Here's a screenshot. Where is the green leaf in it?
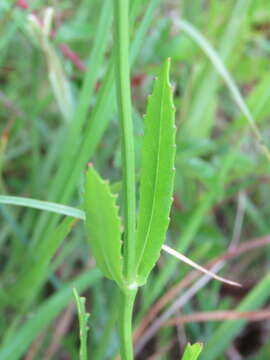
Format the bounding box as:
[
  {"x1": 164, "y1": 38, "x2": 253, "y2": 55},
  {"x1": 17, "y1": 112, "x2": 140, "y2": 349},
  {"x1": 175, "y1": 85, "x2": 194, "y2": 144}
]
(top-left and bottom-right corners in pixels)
[
  {"x1": 135, "y1": 58, "x2": 176, "y2": 285},
  {"x1": 182, "y1": 343, "x2": 203, "y2": 360},
  {"x1": 73, "y1": 288, "x2": 90, "y2": 360},
  {"x1": 84, "y1": 166, "x2": 124, "y2": 287}
]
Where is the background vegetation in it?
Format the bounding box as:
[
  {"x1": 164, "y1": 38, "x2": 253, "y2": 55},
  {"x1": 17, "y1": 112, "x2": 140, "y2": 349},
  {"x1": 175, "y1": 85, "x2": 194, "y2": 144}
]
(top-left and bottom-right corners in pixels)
[{"x1": 0, "y1": 0, "x2": 270, "y2": 359}]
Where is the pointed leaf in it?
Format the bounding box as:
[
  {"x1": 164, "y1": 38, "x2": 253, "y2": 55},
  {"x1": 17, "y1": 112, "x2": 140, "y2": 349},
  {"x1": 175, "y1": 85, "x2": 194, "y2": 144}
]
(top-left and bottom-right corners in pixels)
[
  {"x1": 182, "y1": 343, "x2": 203, "y2": 360},
  {"x1": 84, "y1": 166, "x2": 124, "y2": 287},
  {"x1": 136, "y1": 59, "x2": 176, "y2": 284}
]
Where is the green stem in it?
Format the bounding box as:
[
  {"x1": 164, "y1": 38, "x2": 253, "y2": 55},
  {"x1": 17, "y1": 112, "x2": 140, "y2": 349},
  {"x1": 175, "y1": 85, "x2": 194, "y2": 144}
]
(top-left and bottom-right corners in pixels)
[
  {"x1": 114, "y1": 1, "x2": 137, "y2": 357},
  {"x1": 118, "y1": 289, "x2": 137, "y2": 360},
  {"x1": 113, "y1": 0, "x2": 137, "y2": 283}
]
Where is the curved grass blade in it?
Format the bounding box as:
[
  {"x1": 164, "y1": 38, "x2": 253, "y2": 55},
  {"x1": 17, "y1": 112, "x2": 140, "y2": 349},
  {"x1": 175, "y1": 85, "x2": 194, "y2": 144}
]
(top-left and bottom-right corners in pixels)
[
  {"x1": 0, "y1": 195, "x2": 85, "y2": 219},
  {"x1": 135, "y1": 59, "x2": 176, "y2": 285},
  {"x1": 174, "y1": 18, "x2": 270, "y2": 161},
  {"x1": 84, "y1": 166, "x2": 124, "y2": 287}
]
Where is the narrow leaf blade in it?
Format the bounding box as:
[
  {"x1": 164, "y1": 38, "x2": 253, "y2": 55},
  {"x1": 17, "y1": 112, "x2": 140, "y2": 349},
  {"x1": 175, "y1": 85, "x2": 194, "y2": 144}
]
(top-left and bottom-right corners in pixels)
[
  {"x1": 136, "y1": 59, "x2": 176, "y2": 284},
  {"x1": 12, "y1": 217, "x2": 77, "y2": 305},
  {"x1": 84, "y1": 167, "x2": 123, "y2": 286}
]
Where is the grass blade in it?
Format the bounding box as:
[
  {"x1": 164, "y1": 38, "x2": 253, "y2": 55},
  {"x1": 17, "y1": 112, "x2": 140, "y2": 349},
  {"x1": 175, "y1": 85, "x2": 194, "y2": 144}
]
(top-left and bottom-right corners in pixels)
[
  {"x1": 180, "y1": 0, "x2": 252, "y2": 138},
  {"x1": 176, "y1": 18, "x2": 270, "y2": 161},
  {"x1": 0, "y1": 195, "x2": 85, "y2": 220},
  {"x1": 11, "y1": 217, "x2": 77, "y2": 306}
]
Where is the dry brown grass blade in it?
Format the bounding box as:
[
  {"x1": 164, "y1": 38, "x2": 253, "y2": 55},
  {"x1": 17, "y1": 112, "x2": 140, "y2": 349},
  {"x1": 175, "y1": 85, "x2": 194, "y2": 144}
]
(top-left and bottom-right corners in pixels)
[
  {"x1": 162, "y1": 245, "x2": 241, "y2": 287},
  {"x1": 164, "y1": 309, "x2": 270, "y2": 326},
  {"x1": 24, "y1": 333, "x2": 46, "y2": 360},
  {"x1": 133, "y1": 235, "x2": 270, "y2": 343}
]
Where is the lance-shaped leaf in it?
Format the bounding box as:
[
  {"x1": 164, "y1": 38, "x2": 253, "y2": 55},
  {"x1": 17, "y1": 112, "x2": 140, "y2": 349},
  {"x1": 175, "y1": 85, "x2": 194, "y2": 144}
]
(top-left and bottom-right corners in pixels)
[
  {"x1": 84, "y1": 167, "x2": 124, "y2": 287},
  {"x1": 135, "y1": 59, "x2": 176, "y2": 285}
]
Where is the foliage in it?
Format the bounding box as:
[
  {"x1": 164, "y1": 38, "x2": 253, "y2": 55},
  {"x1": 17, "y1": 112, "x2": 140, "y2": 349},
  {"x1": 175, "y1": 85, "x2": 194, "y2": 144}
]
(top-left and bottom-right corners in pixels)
[{"x1": 0, "y1": 0, "x2": 270, "y2": 358}]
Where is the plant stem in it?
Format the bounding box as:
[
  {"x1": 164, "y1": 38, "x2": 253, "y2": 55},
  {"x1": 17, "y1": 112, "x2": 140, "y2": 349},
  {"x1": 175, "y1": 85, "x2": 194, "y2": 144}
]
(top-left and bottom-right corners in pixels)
[
  {"x1": 113, "y1": 0, "x2": 137, "y2": 283},
  {"x1": 114, "y1": 1, "x2": 137, "y2": 357},
  {"x1": 118, "y1": 289, "x2": 137, "y2": 360}
]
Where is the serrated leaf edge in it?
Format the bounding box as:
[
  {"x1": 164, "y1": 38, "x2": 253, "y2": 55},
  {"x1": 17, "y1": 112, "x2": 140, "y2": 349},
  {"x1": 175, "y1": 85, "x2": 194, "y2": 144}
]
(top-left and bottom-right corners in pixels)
[
  {"x1": 135, "y1": 59, "x2": 176, "y2": 283},
  {"x1": 85, "y1": 168, "x2": 124, "y2": 287}
]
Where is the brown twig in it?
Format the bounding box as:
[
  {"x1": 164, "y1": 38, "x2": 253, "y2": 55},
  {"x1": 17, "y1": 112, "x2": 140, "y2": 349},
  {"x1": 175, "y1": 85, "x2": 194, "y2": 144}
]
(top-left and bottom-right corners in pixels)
[{"x1": 163, "y1": 309, "x2": 270, "y2": 327}]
